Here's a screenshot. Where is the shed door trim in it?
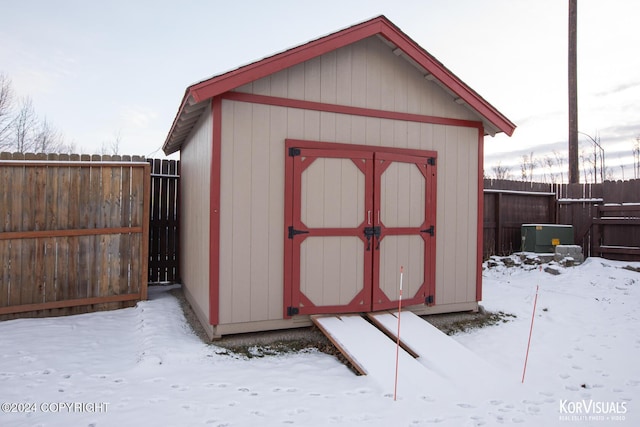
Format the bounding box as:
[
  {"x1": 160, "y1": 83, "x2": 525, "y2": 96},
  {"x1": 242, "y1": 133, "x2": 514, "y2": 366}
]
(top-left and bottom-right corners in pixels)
[{"x1": 284, "y1": 140, "x2": 437, "y2": 318}]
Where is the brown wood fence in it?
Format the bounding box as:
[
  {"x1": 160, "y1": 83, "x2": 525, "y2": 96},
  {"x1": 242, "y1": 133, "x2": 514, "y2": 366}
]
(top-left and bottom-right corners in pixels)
[
  {"x1": 484, "y1": 178, "x2": 640, "y2": 261},
  {"x1": 0, "y1": 153, "x2": 150, "y2": 319},
  {"x1": 148, "y1": 158, "x2": 179, "y2": 283}
]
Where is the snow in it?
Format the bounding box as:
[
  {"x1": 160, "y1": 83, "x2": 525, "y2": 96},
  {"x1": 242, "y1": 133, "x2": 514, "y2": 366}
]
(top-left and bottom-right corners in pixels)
[{"x1": 1, "y1": 257, "x2": 639, "y2": 426}]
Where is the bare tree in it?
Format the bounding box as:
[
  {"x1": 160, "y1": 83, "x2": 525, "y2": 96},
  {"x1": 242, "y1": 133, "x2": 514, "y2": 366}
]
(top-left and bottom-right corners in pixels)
[
  {"x1": 542, "y1": 155, "x2": 556, "y2": 183},
  {"x1": 634, "y1": 136, "x2": 640, "y2": 180},
  {"x1": 0, "y1": 73, "x2": 15, "y2": 148},
  {"x1": 33, "y1": 117, "x2": 63, "y2": 153},
  {"x1": 101, "y1": 130, "x2": 122, "y2": 156},
  {"x1": 553, "y1": 150, "x2": 566, "y2": 184},
  {"x1": 492, "y1": 162, "x2": 511, "y2": 180},
  {"x1": 579, "y1": 148, "x2": 595, "y2": 183},
  {"x1": 13, "y1": 97, "x2": 38, "y2": 153},
  {"x1": 520, "y1": 152, "x2": 535, "y2": 182}
]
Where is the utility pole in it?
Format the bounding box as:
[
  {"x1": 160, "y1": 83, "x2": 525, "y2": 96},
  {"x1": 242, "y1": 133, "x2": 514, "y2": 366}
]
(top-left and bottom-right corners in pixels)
[{"x1": 568, "y1": 0, "x2": 579, "y2": 183}]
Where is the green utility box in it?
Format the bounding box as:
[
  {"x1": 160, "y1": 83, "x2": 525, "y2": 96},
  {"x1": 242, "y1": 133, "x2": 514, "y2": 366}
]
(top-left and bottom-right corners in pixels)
[{"x1": 521, "y1": 224, "x2": 574, "y2": 253}]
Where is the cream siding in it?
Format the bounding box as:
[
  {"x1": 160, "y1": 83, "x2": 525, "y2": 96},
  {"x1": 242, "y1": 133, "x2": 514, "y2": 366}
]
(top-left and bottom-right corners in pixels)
[
  {"x1": 216, "y1": 35, "x2": 481, "y2": 329},
  {"x1": 235, "y1": 37, "x2": 478, "y2": 123},
  {"x1": 219, "y1": 101, "x2": 479, "y2": 326},
  {"x1": 179, "y1": 103, "x2": 213, "y2": 337}
]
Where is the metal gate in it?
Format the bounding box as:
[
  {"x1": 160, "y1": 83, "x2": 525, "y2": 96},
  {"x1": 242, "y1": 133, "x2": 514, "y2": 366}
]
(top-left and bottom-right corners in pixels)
[{"x1": 284, "y1": 141, "x2": 436, "y2": 317}]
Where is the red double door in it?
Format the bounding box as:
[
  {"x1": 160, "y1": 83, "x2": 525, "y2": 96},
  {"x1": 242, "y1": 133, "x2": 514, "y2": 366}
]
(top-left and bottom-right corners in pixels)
[{"x1": 284, "y1": 142, "x2": 437, "y2": 317}]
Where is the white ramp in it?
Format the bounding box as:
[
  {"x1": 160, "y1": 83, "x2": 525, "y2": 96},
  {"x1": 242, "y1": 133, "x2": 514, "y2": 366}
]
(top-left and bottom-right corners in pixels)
[
  {"x1": 368, "y1": 311, "x2": 504, "y2": 388},
  {"x1": 312, "y1": 314, "x2": 456, "y2": 398}
]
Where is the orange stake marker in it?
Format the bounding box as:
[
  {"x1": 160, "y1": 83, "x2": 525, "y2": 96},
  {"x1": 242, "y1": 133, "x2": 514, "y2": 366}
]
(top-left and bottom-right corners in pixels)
[{"x1": 394, "y1": 266, "x2": 404, "y2": 401}]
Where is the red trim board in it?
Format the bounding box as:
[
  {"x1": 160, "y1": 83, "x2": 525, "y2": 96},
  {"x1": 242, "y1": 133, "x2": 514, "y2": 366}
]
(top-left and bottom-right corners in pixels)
[{"x1": 209, "y1": 96, "x2": 223, "y2": 325}]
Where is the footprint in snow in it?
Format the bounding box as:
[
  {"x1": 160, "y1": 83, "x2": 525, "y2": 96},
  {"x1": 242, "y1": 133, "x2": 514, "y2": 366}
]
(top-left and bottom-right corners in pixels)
[
  {"x1": 559, "y1": 373, "x2": 571, "y2": 379},
  {"x1": 490, "y1": 400, "x2": 502, "y2": 405},
  {"x1": 457, "y1": 403, "x2": 475, "y2": 409},
  {"x1": 626, "y1": 379, "x2": 640, "y2": 387}
]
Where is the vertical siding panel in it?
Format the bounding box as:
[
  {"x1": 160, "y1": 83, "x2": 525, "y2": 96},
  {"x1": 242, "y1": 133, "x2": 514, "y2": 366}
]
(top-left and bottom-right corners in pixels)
[
  {"x1": 303, "y1": 110, "x2": 320, "y2": 141},
  {"x1": 393, "y1": 120, "x2": 408, "y2": 149},
  {"x1": 407, "y1": 122, "x2": 421, "y2": 150},
  {"x1": 323, "y1": 238, "x2": 341, "y2": 303},
  {"x1": 269, "y1": 69, "x2": 288, "y2": 97},
  {"x1": 252, "y1": 75, "x2": 270, "y2": 96},
  {"x1": 231, "y1": 102, "x2": 253, "y2": 323},
  {"x1": 320, "y1": 112, "x2": 336, "y2": 142},
  {"x1": 365, "y1": 38, "x2": 381, "y2": 110},
  {"x1": 336, "y1": 45, "x2": 352, "y2": 105},
  {"x1": 219, "y1": 102, "x2": 234, "y2": 324},
  {"x1": 287, "y1": 63, "x2": 305, "y2": 100},
  {"x1": 304, "y1": 57, "x2": 321, "y2": 102},
  {"x1": 351, "y1": 41, "x2": 367, "y2": 108},
  {"x1": 454, "y1": 129, "x2": 470, "y2": 303},
  {"x1": 351, "y1": 116, "x2": 366, "y2": 144},
  {"x1": 442, "y1": 127, "x2": 459, "y2": 304},
  {"x1": 287, "y1": 107, "x2": 304, "y2": 140},
  {"x1": 335, "y1": 114, "x2": 351, "y2": 142},
  {"x1": 180, "y1": 103, "x2": 212, "y2": 328},
  {"x1": 320, "y1": 51, "x2": 337, "y2": 104},
  {"x1": 250, "y1": 104, "x2": 270, "y2": 321},
  {"x1": 267, "y1": 106, "x2": 287, "y2": 319},
  {"x1": 365, "y1": 117, "x2": 381, "y2": 147},
  {"x1": 380, "y1": 119, "x2": 393, "y2": 146},
  {"x1": 465, "y1": 129, "x2": 479, "y2": 302},
  {"x1": 419, "y1": 123, "x2": 434, "y2": 151}
]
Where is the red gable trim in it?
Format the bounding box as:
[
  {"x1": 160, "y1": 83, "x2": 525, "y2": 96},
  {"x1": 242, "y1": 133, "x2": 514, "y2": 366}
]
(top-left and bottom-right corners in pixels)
[{"x1": 186, "y1": 16, "x2": 514, "y2": 136}]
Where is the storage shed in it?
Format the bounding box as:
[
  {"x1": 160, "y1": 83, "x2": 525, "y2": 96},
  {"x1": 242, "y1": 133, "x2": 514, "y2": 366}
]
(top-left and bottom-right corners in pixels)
[{"x1": 163, "y1": 16, "x2": 515, "y2": 339}]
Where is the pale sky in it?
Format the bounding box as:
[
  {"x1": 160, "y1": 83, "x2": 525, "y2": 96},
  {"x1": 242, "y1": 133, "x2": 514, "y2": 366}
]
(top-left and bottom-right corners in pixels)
[{"x1": 2, "y1": 0, "x2": 639, "y2": 180}]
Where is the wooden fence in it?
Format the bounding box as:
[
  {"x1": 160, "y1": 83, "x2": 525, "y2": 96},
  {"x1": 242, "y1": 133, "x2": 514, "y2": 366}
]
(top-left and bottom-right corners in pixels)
[
  {"x1": 147, "y1": 158, "x2": 179, "y2": 283},
  {"x1": 0, "y1": 153, "x2": 150, "y2": 319},
  {"x1": 484, "y1": 178, "x2": 640, "y2": 261}
]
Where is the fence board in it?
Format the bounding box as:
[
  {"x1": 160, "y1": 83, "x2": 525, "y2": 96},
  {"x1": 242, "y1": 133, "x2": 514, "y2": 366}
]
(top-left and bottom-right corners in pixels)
[
  {"x1": 147, "y1": 158, "x2": 180, "y2": 283},
  {"x1": 0, "y1": 153, "x2": 150, "y2": 319}
]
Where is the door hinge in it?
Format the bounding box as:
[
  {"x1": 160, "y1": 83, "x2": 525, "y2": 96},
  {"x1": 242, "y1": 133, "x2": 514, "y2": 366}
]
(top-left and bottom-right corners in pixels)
[
  {"x1": 421, "y1": 225, "x2": 435, "y2": 236},
  {"x1": 427, "y1": 157, "x2": 436, "y2": 166},
  {"x1": 288, "y1": 225, "x2": 309, "y2": 239},
  {"x1": 288, "y1": 147, "x2": 301, "y2": 157},
  {"x1": 287, "y1": 306, "x2": 299, "y2": 316},
  {"x1": 425, "y1": 295, "x2": 434, "y2": 305}
]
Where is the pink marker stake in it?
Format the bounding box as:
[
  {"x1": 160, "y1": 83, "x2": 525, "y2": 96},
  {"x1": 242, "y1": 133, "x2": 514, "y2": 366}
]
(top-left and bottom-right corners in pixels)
[
  {"x1": 394, "y1": 266, "x2": 404, "y2": 401},
  {"x1": 522, "y1": 284, "x2": 539, "y2": 383}
]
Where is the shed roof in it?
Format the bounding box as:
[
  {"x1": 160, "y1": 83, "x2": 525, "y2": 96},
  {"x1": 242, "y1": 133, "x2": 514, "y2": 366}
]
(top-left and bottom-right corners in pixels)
[{"x1": 163, "y1": 15, "x2": 515, "y2": 155}]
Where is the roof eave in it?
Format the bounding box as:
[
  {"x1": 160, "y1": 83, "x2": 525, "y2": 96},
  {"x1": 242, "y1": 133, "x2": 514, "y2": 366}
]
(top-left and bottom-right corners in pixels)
[{"x1": 162, "y1": 15, "x2": 515, "y2": 153}]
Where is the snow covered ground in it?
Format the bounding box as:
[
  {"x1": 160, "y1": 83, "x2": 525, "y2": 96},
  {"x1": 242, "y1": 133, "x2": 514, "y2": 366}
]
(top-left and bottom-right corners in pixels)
[{"x1": 0, "y1": 257, "x2": 638, "y2": 426}]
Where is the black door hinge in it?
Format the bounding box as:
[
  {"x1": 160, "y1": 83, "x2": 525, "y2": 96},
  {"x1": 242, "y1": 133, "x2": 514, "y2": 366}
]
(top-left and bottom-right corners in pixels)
[
  {"x1": 427, "y1": 157, "x2": 436, "y2": 166},
  {"x1": 288, "y1": 147, "x2": 301, "y2": 157},
  {"x1": 288, "y1": 226, "x2": 310, "y2": 239},
  {"x1": 287, "y1": 306, "x2": 299, "y2": 316},
  {"x1": 425, "y1": 295, "x2": 434, "y2": 305},
  {"x1": 421, "y1": 225, "x2": 435, "y2": 236}
]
